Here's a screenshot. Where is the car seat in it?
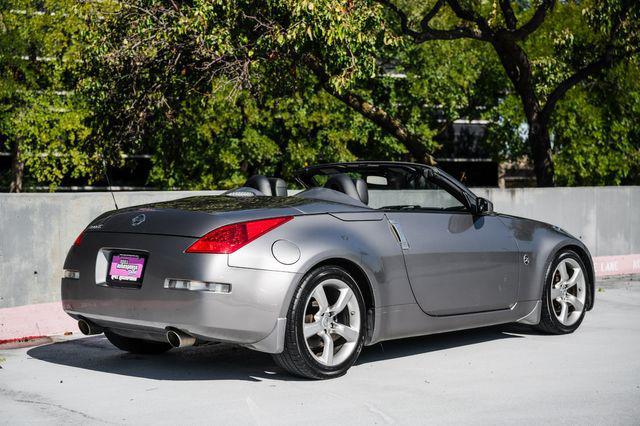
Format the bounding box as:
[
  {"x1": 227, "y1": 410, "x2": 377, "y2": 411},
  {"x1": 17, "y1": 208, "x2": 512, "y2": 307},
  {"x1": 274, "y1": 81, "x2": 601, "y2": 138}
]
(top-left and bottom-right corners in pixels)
[{"x1": 324, "y1": 173, "x2": 369, "y2": 205}]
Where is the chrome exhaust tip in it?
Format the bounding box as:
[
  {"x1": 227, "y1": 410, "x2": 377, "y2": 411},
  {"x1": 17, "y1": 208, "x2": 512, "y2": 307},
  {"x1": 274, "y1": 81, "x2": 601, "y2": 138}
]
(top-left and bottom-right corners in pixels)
[
  {"x1": 166, "y1": 330, "x2": 196, "y2": 348},
  {"x1": 78, "y1": 319, "x2": 103, "y2": 335}
]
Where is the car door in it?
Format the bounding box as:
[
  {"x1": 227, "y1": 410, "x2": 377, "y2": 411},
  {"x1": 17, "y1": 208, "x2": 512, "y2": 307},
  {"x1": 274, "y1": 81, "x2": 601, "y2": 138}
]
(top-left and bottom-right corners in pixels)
[{"x1": 385, "y1": 175, "x2": 520, "y2": 316}]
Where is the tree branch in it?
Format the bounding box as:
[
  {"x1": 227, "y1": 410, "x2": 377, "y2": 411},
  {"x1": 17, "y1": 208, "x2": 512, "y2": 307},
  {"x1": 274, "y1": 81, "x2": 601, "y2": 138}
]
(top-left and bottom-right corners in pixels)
[
  {"x1": 540, "y1": 55, "x2": 613, "y2": 122},
  {"x1": 445, "y1": 0, "x2": 491, "y2": 33},
  {"x1": 417, "y1": 27, "x2": 483, "y2": 42},
  {"x1": 375, "y1": 0, "x2": 420, "y2": 39},
  {"x1": 375, "y1": 0, "x2": 485, "y2": 42},
  {"x1": 305, "y1": 55, "x2": 436, "y2": 165},
  {"x1": 540, "y1": 4, "x2": 635, "y2": 121},
  {"x1": 420, "y1": 0, "x2": 446, "y2": 32},
  {"x1": 499, "y1": 0, "x2": 517, "y2": 30},
  {"x1": 510, "y1": 0, "x2": 555, "y2": 40}
]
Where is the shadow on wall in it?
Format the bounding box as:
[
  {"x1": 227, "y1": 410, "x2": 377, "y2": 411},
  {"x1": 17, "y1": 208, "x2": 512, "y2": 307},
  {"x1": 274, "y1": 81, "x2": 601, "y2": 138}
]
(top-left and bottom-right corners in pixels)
[{"x1": 26, "y1": 324, "x2": 540, "y2": 382}]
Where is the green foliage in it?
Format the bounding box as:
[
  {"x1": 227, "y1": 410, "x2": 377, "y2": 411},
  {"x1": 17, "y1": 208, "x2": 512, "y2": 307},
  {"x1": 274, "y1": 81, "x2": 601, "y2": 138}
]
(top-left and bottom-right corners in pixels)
[
  {"x1": 552, "y1": 62, "x2": 640, "y2": 186},
  {"x1": 81, "y1": 0, "x2": 396, "y2": 143},
  {"x1": 146, "y1": 83, "x2": 378, "y2": 189},
  {"x1": 2, "y1": 0, "x2": 639, "y2": 189},
  {"x1": 0, "y1": 0, "x2": 96, "y2": 189},
  {"x1": 478, "y1": 0, "x2": 640, "y2": 185}
]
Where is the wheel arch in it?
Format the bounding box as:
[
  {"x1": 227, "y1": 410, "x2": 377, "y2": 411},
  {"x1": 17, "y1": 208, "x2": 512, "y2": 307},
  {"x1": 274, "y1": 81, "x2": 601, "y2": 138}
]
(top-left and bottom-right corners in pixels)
[
  {"x1": 311, "y1": 258, "x2": 375, "y2": 311},
  {"x1": 296, "y1": 257, "x2": 377, "y2": 344}
]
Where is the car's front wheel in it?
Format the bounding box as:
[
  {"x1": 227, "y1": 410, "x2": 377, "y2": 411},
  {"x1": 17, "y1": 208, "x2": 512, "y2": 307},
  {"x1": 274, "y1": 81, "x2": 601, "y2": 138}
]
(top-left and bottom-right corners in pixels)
[
  {"x1": 104, "y1": 330, "x2": 173, "y2": 355},
  {"x1": 537, "y1": 249, "x2": 588, "y2": 334},
  {"x1": 273, "y1": 265, "x2": 366, "y2": 379}
]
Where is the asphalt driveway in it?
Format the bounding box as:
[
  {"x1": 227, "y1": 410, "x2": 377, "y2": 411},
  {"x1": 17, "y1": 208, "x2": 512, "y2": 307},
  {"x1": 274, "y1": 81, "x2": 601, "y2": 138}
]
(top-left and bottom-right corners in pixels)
[{"x1": 1, "y1": 278, "x2": 639, "y2": 425}]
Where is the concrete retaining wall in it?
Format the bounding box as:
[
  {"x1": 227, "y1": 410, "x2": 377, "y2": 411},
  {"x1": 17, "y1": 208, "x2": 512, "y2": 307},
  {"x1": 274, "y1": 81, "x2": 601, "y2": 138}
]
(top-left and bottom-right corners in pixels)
[
  {"x1": 469, "y1": 187, "x2": 640, "y2": 259},
  {"x1": 0, "y1": 191, "x2": 221, "y2": 309},
  {"x1": 1, "y1": 187, "x2": 638, "y2": 310}
]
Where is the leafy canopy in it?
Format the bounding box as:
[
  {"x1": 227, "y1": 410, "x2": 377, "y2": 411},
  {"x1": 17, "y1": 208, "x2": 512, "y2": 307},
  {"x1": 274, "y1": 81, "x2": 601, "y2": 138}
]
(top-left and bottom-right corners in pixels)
[
  {"x1": 2, "y1": 0, "x2": 639, "y2": 189},
  {"x1": 0, "y1": 0, "x2": 97, "y2": 189}
]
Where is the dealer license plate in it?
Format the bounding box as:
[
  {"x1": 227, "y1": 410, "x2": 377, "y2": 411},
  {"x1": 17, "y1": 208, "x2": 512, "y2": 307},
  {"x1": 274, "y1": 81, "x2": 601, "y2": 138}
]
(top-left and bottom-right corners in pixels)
[{"x1": 107, "y1": 252, "x2": 147, "y2": 287}]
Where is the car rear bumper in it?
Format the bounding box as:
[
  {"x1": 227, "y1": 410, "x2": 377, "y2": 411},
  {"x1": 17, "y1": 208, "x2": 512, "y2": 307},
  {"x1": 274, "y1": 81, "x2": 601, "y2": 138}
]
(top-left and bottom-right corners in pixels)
[{"x1": 61, "y1": 232, "x2": 300, "y2": 353}]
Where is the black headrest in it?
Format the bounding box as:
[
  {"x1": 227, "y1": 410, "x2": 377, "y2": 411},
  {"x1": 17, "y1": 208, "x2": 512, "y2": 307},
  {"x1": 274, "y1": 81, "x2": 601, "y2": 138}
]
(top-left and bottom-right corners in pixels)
[
  {"x1": 354, "y1": 178, "x2": 369, "y2": 205},
  {"x1": 324, "y1": 173, "x2": 368, "y2": 204},
  {"x1": 244, "y1": 175, "x2": 272, "y2": 196},
  {"x1": 406, "y1": 173, "x2": 427, "y2": 189},
  {"x1": 268, "y1": 178, "x2": 288, "y2": 197}
]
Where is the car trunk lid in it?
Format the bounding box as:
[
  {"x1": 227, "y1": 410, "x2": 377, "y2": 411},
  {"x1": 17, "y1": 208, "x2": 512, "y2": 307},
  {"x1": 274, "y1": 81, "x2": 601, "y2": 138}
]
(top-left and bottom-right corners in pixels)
[{"x1": 86, "y1": 195, "x2": 309, "y2": 238}]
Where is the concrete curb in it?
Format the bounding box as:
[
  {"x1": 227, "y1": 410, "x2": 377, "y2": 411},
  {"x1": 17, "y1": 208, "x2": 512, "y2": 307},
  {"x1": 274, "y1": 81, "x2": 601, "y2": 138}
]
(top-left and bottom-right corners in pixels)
[
  {"x1": 0, "y1": 302, "x2": 76, "y2": 341},
  {"x1": 593, "y1": 254, "x2": 640, "y2": 277},
  {"x1": 1, "y1": 254, "x2": 639, "y2": 342}
]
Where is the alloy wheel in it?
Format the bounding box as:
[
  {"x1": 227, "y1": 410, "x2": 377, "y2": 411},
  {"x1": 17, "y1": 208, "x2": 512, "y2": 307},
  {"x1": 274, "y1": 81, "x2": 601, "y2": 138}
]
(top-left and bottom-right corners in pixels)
[
  {"x1": 302, "y1": 278, "x2": 361, "y2": 366},
  {"x1": 550, "y1": 258, "x2": 586, "y2": 326}
]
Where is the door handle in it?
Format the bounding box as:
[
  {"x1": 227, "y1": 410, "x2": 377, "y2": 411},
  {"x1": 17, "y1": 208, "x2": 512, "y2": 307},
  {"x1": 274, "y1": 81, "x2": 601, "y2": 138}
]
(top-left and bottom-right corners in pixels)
[{"x1": 388, "y1": 219, "x2": 410, "y2": 250}]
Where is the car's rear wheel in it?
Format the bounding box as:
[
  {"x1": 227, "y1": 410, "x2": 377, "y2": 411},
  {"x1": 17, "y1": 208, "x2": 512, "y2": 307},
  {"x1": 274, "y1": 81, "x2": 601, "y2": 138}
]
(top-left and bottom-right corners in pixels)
[
  {"x1": 537, "y1": 249, "x2": 588, "y2": 334},
  {"x1": 104, "y1": 330, "x2": 172, "y2": 355},
  {"x1": 273, "y1": 265, "x2": 366, "y2": 379}
]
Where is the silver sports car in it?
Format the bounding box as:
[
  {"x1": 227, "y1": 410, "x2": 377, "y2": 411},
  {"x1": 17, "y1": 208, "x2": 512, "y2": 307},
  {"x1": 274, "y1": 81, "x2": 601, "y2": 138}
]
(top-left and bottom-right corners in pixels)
[{"x1": 62, "y1": 161, "x2": 594, "y2": 379}]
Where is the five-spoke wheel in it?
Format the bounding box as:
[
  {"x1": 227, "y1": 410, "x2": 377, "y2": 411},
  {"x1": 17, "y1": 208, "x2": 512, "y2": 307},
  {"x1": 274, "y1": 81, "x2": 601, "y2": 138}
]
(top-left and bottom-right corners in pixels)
[
  {"x1": 303, "y1": 278, "x2": 361, "y2": 366},
  {"x1": 538, "y1": 249, "x2": 589, "y2": 334},
  {"x1": 549, "y1": 257, "x2": 586, "y2": 326},
  {"x1": 273, "y1": 265, "x2": 366, "y2": 379}
]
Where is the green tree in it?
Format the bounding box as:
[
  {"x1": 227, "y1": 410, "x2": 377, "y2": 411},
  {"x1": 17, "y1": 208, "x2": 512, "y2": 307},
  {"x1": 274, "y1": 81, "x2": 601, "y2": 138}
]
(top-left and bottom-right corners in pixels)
[
  {"x1": 0, "y1": 0, "x2": 95, "y2": 192},
  {"x1": 82, "y1": 0, "x2": 640, "y2": 187},
  {"x1": 377, "y1": 0, "x2": 639, "y2": 186},
  {"x1": 551, "y1": 62, "x2": 640, "y2": 186},
  {"x1": 143, "y1": 77, "x2": 411, "y2": 189},
  {"x1": 82, "y1": 0, "x2": 442, "y2": 167},
  {"x1": 83, "y1": 1, "x2": 503, "y2": 188}
]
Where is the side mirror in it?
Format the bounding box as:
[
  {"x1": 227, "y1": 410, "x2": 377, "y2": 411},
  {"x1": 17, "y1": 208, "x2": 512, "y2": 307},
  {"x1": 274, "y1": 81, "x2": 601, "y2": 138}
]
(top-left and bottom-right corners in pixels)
[{"x1": 475, "y1": 197, "x2": 493, "y2": 214}]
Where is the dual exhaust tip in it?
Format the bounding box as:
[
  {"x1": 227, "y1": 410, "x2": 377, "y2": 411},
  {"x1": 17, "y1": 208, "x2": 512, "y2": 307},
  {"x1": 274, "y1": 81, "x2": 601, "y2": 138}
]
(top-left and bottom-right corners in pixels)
[
  {"x1": 166, "y1": 330, "x2": 196, "y2": 348},
  {"x1": 78, "y1": 319, "x2": 103, "y2": 335},
  {"x1": 77, "y1": 319, "x2": 196, "y2": 348}
]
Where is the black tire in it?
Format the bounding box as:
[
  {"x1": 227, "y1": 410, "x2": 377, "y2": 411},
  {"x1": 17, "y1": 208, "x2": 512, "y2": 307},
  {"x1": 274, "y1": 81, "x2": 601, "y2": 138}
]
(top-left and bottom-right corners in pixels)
[
  {"x1": 104, "y1": 329, "x2": 172, "y2": 355},
  {"x1": 536, "y1": 249, "x2": 588, "y2": 334},
  {"x1": 273, "y1": 265, "x2": 366, "y2": 379}
]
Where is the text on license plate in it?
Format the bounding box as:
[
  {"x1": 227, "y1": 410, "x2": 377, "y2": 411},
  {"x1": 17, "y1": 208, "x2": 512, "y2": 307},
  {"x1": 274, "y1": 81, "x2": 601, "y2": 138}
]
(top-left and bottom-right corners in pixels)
[{"x1": 108, "y1": 253, "x2": 146, "y2": 283}]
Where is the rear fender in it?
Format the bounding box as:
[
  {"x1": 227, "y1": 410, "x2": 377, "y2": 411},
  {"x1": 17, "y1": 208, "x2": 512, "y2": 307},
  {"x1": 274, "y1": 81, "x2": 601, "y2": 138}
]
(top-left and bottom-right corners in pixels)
[{"x1": 227, "y1": 213, "x2": 415, "y2": 339}]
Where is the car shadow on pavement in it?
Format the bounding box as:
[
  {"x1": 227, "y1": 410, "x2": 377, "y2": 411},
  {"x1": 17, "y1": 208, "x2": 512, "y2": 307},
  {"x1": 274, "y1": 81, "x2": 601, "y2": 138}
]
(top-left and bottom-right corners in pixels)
[
  {"x1": 356, "y1": 324, "x2": 533, "y2": 365},
  {"x1": 27, "y1": 335, "x2": 292, "y2": 382},
  {"x1": 27, "y1": 324, "x2": 538, "y2": 381}
]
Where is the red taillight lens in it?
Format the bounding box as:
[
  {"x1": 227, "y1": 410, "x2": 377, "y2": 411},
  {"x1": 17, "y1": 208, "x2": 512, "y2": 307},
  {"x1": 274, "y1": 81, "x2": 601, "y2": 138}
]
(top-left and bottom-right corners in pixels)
[
  {"x1": 73, "y1": 231, "x2": 85, "y2": 247},
  {"x1": 186, "y1": 216, "x2": 293, "y2": 254}
]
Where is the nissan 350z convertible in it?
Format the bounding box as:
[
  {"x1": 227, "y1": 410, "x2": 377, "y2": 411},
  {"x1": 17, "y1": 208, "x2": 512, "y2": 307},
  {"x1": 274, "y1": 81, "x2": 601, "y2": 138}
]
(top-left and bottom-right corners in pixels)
[{"x1": 62, "y1": 161, "x2": 594, "y2": 379}]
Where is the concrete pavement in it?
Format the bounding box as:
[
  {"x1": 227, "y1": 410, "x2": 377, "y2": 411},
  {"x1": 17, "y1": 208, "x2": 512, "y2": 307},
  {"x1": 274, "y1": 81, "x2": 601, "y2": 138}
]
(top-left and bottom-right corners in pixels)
[{"x1": 1, "y1": 278, "x2": 639, "y2": 425}]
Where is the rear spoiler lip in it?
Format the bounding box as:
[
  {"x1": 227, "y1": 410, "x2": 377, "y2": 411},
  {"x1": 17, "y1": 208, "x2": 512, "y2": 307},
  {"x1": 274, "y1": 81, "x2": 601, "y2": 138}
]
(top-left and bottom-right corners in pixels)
[{"x1": 83, "y1": 229, "x2": 198, "y2": 239}]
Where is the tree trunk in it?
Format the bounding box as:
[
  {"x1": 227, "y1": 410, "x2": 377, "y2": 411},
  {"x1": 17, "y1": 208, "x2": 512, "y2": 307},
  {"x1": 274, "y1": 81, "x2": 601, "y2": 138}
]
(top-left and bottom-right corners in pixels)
[
  {"x1": 9, "y1": 141, "x2": 24, "y2": 193},
  {"x1": 528, "y1": 120, "x2": 555, "y2": 187},
  {"x1": 491, "y1": 36, "x2": 555, "y2": 187}
]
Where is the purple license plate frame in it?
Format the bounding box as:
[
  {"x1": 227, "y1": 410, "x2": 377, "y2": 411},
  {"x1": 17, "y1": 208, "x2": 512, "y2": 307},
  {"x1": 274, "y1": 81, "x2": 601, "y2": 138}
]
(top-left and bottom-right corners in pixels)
[{"x1": 106, "y1": 252, "x2": 148, "y2": 287}]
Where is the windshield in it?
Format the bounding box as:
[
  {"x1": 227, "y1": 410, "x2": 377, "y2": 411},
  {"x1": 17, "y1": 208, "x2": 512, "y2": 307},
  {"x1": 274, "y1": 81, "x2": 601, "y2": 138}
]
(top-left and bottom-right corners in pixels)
[
  {"x1": 297, "y1": 163, "x2": 427, "y2": 190},
  {"x1": 295, "y1": 162, "x2": 474, "y2": 212}
]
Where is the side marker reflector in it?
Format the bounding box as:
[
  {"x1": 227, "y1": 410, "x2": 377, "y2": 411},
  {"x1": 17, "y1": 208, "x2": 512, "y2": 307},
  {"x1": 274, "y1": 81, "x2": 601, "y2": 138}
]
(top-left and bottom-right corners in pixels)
[
  {"x1": 63, "y1": 269, "x2": 80, "y2": 279},
  {"x1": 164, "y1": 279, "x2": 231, "y2": 293}
]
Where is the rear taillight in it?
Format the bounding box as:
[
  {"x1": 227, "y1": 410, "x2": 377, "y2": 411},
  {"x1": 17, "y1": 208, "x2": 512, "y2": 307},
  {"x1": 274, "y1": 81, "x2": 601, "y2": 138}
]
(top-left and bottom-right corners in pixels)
[
  {"x1": 73, "y1": 231, "x2": 85, "y2": 247},
  {"x1": 186, "y1": 216, "x2": 293, "y2": 254}
]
